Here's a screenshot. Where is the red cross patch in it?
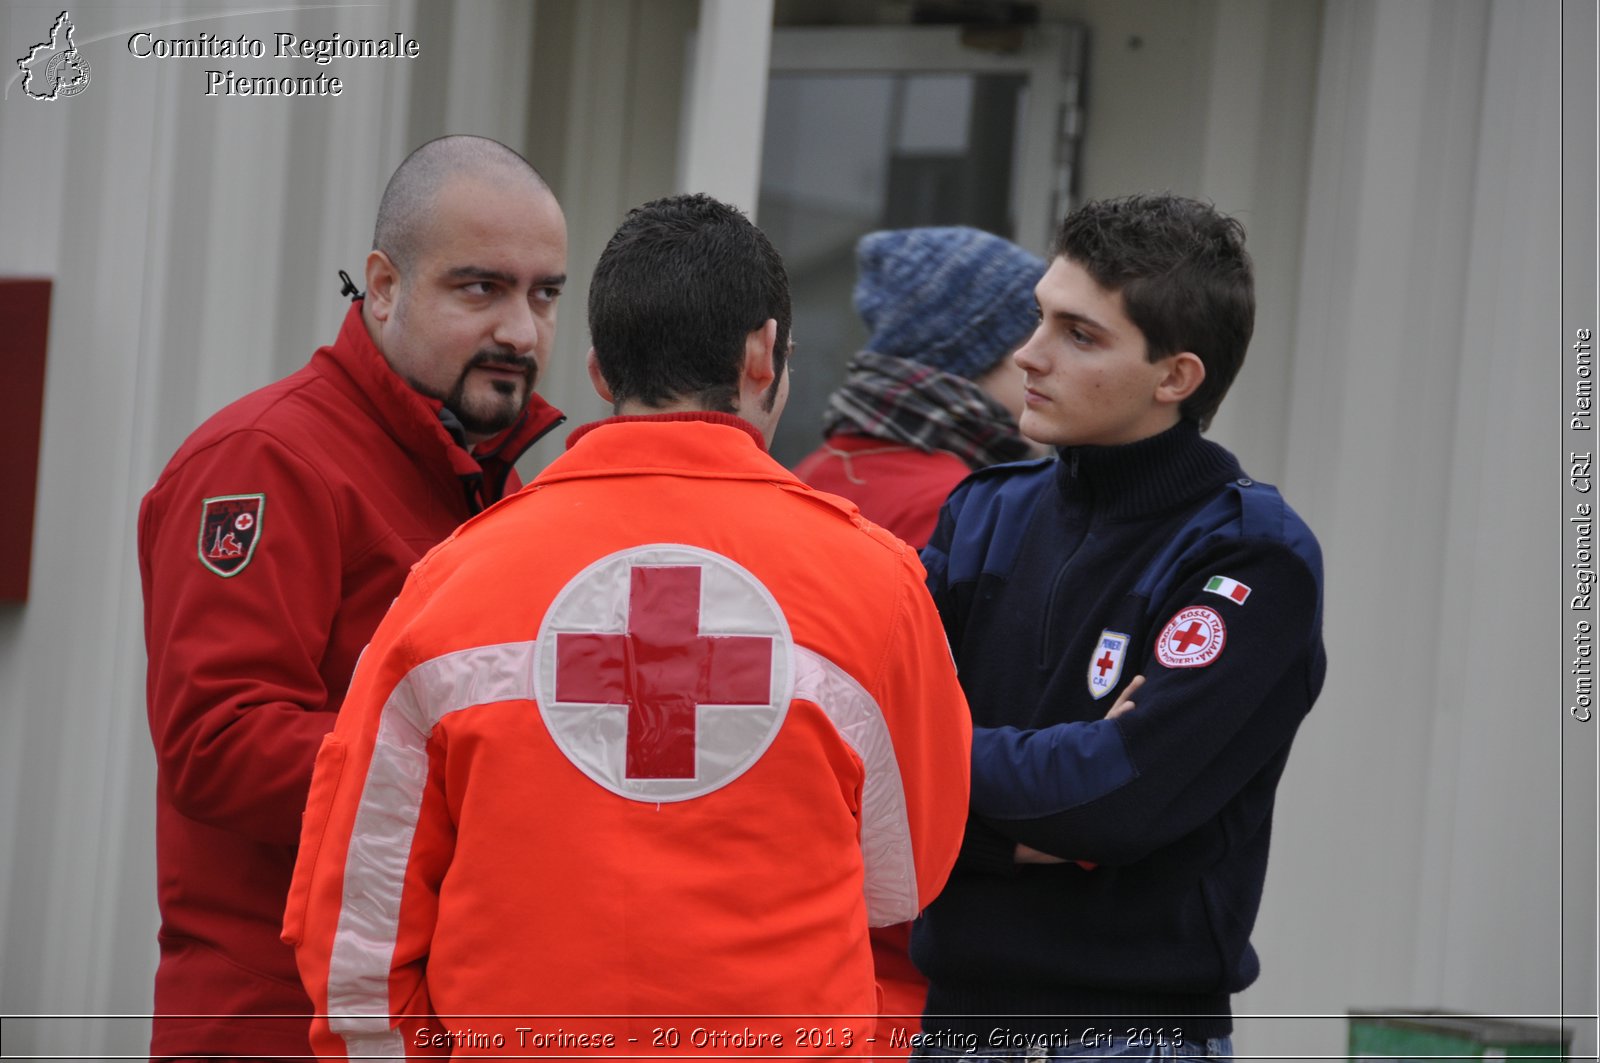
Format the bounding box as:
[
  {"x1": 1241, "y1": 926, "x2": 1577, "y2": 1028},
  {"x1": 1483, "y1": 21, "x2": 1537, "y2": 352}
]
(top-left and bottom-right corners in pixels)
[
  {"x1": 1087, "y1": 629, "x2": 1131, "y2": 700},
  {"x1": 197, "y1": 494, "x2": 265, "y2": 577},
  {"x1": 1155, "y1": 605, "x2": 1226, "y2": 668},
  {"x1": 536, "y1": 544, "x2": 794, "y2": 802}
]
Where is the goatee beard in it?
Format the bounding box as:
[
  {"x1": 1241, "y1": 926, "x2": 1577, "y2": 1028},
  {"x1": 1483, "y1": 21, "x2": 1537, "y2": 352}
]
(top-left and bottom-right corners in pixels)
[{"x1": 445, "y1": 349, "x2": 538, "y2": 437}]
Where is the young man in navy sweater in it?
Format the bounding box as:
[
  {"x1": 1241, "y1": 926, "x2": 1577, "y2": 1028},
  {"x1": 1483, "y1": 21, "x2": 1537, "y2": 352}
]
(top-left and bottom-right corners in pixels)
[{"x1": 912, "y1": 194, "x2": 1326, "y2": 1062}]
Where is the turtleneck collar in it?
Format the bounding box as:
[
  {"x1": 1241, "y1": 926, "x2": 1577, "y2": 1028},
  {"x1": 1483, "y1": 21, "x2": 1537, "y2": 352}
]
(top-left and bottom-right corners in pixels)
[{"x1": 1053, "y1": 419, "x2": 1245, "y2": 520}]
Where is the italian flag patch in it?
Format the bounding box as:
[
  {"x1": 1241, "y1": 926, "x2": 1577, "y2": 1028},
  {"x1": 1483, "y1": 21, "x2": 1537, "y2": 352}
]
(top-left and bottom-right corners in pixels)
[{"x1": 1204, "y1": 575, "x2": 1251, "y2": 604}]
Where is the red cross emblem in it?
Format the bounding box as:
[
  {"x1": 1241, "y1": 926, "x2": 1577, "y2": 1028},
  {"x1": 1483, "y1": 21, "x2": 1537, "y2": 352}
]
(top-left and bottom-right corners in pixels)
[
  {"x1": 1155, "y1": 606, "x2": 1226, "y2": 668},
  {"x1": 538, "y1": 545, "x2": 793, "y2": 802},
  {"x1": 1087, "y1": 629, "x2": 1131, "y2": 699},
  {"x1": 1171, "y1": 622, "x2": 1208, "y2": 653},
  {"x1": 556, "y1": 566, "x2": 772, "y2": 779}
]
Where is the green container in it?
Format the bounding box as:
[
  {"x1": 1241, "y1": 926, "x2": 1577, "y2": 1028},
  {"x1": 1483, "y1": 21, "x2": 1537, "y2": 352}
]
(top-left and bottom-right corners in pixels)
[{"x1": 1348, "y1": 1010, "x2": 1572, "y2": 1061}]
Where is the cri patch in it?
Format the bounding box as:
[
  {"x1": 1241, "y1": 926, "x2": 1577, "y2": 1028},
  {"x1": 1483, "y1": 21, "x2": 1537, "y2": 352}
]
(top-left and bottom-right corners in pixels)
[
  {"x1": 1087, "y1": 629, "x2": 1132, "y2": 700},
  {"x1": 1155, "y1": 605, "x2": 1226, "y2": 669},
  {"x1": 198, "y1": 493, "x2": 264, "y2": 577}
]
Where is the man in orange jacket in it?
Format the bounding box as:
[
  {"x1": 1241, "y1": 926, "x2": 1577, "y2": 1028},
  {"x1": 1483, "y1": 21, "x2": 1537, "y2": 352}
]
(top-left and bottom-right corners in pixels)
[{"x1": 285, "y1": 193, "x2": 972, "y2": 1058}]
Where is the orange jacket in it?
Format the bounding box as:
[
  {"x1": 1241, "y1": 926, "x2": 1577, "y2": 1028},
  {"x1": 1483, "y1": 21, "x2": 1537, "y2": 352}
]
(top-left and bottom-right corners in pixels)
[{"x1": 285, "y1": 413, "x2": 971, "y2": 1059}]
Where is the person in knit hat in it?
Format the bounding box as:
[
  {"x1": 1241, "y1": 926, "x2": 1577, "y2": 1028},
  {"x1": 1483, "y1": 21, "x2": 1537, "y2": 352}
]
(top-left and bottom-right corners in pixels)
[
  {"x1": 794, "y1": 226, "x2": 1046, "y2": 551},
  {"x1": 793, "y1": 226, "x2": 1044, "y2": 1049}
]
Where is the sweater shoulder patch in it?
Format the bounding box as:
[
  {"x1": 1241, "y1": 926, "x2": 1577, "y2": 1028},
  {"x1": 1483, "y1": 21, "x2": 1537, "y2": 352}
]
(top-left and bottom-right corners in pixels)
[
  {"x1": 1132, "y1": 479, "x2": 1322, "y2": 618},
  {"x1": 938, "y1": 458, "x2": 1054, "y2": 586}
]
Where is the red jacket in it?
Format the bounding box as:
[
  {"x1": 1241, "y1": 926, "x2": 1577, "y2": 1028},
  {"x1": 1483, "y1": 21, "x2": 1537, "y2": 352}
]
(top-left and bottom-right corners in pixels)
[
  {"x1": 793, "y1": 433, "x2": 971, "y2": 551},
  {"x1": 139, "y1": 302, "x2": 561, "y2": 1059},
  {"x1": 284, "y1": 414, "x2": 972, "y2": 1058}
]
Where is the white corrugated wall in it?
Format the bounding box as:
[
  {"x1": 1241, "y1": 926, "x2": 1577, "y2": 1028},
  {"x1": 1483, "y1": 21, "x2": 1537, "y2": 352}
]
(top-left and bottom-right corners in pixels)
[{"x1": 0, "y1": 0, "x2": 1591, "y2": 1059}]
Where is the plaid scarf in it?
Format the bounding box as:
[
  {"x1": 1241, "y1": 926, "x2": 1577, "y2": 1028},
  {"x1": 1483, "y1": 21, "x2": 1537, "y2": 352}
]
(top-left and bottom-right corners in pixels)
[{"x1": 819, "y1": 350, "x2": 1035, "y2": 470}]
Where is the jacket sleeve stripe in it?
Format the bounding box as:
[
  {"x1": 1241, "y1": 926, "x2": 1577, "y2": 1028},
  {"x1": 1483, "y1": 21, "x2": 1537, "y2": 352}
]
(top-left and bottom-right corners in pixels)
[
  {"x1": 326, "y1": 641, "x2": 539, "y2": 1054},
  {"x1": 793, "y1": 646, "x2": 918, "y2": 927}
]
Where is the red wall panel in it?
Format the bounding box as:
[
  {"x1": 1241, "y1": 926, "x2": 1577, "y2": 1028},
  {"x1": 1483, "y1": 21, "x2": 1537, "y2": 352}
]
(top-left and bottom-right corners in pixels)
[{"x1": 0, "y1": 278, "x2": 52, "y2": 603}]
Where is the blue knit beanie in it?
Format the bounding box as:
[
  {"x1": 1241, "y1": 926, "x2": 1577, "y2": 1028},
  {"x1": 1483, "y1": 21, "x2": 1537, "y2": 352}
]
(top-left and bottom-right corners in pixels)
[{"x1": 853, "y1": 226, "x2": 1047, "y2": 382}]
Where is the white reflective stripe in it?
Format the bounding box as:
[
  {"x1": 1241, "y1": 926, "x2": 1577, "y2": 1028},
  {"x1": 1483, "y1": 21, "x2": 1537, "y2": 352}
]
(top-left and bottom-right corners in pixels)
[
  {"x1": 326, "y1": 642, "x2": 538, "y2": 1055},
  {"x1": 792, "y1": 646, "x2": 918, "y2": 927}
]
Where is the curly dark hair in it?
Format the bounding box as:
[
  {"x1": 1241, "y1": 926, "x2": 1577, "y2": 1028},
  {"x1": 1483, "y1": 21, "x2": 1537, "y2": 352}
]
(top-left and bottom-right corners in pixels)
[
  {"x1": 589, "y1": 194, "x2": 791, "y2": 413},
  {"x1": 1055, "y1": 194, "x2": 1254, "y2": 430}
]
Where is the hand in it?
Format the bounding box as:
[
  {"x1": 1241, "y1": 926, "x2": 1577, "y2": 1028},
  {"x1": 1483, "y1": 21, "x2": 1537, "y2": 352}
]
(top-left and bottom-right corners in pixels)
[
  {"x1": 1014, "y1": 843, "x2": 1067, "y2": 865},
  {"x1": 1107, "y1": 674, "x2": 1145, "y2": 719}
]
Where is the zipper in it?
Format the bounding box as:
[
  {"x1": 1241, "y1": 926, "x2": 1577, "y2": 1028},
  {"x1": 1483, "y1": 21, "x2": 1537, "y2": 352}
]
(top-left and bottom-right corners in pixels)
[{"x1": 1039, "y1": 456, "x2": 1094, "y2": 668}]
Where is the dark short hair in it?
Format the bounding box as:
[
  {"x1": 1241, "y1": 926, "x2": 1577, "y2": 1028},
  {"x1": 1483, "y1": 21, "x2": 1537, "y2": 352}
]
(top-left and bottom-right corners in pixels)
[
  {"x1": 588, "y1": 193, "x2": 791, "y2": 413},
  {"x1": 373, "y1": 135, "x2": 548, "y2": 270},
  {"x1": 1054, "y1": 194, "x2": 1254, "y2": 430}
]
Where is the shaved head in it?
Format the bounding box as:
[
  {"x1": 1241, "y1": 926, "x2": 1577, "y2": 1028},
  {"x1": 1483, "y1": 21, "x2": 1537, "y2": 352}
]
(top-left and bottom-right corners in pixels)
[
  {"x1": 362, "y1": 135, "x2": 566, "y2": 444},
  {"x1": 373, "y1": 135, "x2": 550, "y2": 270}
]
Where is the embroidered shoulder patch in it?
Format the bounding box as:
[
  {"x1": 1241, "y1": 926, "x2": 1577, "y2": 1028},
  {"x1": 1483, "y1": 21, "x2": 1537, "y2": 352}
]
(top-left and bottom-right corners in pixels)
[
  {"x1": 1155, "y1": 605, "x2": 1226, "y2": 669},
  {"x1": 1203, "y1": 575, "x2": 1252, "y2": 604},
  {"x1": 197, "y1": 494, "x2": 265, "y2": 577},
  {"x1": 1087, "y1": 629, "x2": 1131, "y2": 700}
]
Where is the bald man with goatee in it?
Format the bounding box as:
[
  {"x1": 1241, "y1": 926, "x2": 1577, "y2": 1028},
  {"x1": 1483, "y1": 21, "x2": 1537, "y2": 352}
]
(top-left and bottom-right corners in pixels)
[{"x1": 139, "y1": 135, "x2": 568, "y2": 1062}]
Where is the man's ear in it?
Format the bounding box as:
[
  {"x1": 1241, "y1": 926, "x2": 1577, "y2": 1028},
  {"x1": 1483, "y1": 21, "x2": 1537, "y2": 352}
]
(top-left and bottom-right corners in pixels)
[
  {"x1": 586, "y1": 347, "x2": 616, "y2": 404},
  {"x1": 741, "y1": 319, "x2": 779, "y2": 394},
  {"x1": 364, "y1": 250, "x2": 401, "y2": 323},
  {"x1": 1155, "y1": 351, "x2": 1206, "y2": 408}
]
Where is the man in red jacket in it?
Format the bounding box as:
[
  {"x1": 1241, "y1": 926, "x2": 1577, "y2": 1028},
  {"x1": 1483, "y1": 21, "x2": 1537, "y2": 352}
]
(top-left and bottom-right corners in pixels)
[{"x1": 138, "y1": 134, "x2": 568, "y2": 1061}]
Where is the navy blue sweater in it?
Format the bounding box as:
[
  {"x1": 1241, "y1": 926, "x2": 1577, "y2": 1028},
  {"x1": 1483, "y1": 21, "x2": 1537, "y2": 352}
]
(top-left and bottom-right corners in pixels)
[{"x1": 913, "y1": 420, "x2": 1326, "y2": 1042}]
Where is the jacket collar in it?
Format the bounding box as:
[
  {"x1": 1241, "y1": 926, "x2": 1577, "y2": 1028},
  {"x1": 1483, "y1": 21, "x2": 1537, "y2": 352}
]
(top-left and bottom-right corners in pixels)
[
  {"x1": 1053, "y1": 419, "x2": 1244, "y2": 520},
  {"x1": 313, "y1": 301, "x2": 565, "y2": 504},
  {"x1": 540, "y1": 412, "x2": 792, "y2": 486},
  {"x1": 564, "y1": 411, "x2": 765, "y2": 450}
]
